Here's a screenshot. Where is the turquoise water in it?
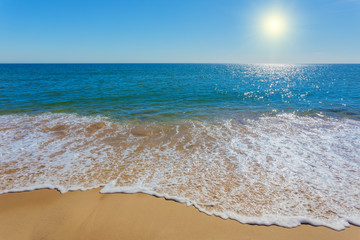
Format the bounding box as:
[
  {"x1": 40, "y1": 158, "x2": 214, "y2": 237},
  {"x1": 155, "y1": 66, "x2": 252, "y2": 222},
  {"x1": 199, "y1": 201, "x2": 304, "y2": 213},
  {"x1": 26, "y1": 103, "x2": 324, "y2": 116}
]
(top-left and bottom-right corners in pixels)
[
  {"x1": 1, "y1": 64, "x2": 359, "y2": 120},
  {"x1": 0, "y1": 64, "x2": 360, "y2": 230}
]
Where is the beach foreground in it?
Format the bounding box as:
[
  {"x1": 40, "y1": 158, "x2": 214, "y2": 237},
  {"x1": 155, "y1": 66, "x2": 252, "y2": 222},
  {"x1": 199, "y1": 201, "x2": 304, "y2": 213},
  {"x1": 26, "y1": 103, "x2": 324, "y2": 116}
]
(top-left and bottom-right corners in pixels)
[{"x1": 0, "y1": 189, "x2": 359, "y2": 240}]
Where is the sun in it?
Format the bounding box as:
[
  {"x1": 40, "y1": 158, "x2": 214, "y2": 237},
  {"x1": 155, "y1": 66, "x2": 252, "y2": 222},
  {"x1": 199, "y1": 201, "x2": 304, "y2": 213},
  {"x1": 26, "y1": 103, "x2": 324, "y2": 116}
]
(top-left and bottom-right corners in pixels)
[{"x1": 263, "y1": 13, "x2": 286, "y2": 37}]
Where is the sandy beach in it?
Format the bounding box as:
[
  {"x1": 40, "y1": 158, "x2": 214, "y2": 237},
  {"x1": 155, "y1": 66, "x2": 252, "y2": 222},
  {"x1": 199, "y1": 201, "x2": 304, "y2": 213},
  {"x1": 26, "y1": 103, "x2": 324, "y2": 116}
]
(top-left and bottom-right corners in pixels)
[{"x1": 0, "y1": 188, "x2": 358, "y2": 240}]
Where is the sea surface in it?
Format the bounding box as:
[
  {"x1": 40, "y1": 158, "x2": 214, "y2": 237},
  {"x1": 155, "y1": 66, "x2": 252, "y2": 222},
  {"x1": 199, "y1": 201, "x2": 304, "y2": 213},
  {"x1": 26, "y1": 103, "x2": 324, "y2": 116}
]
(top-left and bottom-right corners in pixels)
[{"x1": 0, "y1": 63, "x2": 359, "y2": 230}]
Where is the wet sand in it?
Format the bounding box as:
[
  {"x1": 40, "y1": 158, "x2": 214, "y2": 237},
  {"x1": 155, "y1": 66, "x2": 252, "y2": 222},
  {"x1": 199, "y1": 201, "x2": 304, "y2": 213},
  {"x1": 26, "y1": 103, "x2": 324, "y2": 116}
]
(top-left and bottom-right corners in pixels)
[{"x1": 0, "y1": 188, "x2": 359, "y2": 240}]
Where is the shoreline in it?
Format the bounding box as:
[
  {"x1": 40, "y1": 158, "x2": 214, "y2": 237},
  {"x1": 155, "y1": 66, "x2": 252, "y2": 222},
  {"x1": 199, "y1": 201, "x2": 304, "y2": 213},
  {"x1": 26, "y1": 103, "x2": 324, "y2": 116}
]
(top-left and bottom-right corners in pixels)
[{"x1": 0, "y1": 188, "x2": 359, "y2": 240}]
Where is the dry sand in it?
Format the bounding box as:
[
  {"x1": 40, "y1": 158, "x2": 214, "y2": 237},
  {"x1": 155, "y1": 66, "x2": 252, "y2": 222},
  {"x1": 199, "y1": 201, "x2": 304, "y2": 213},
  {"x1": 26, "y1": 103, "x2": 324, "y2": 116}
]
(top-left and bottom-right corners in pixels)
[{"x1": 0, "y1": 188, "x2": 359, "y2": 240}]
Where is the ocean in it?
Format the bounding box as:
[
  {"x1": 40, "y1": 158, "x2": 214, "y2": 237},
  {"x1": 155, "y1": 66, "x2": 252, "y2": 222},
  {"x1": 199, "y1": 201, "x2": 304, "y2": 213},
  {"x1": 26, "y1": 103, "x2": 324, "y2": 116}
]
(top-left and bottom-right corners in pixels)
[{"x1": 0, "y1": 63, "x2": 359, "y2": 230}]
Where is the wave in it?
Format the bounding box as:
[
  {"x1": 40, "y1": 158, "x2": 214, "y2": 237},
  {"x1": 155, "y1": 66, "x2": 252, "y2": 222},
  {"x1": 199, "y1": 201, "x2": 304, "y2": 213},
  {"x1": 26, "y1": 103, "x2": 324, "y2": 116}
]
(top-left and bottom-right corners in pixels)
[{"x1": 0, "y1": 113, "x2": 359, "y2": 230}]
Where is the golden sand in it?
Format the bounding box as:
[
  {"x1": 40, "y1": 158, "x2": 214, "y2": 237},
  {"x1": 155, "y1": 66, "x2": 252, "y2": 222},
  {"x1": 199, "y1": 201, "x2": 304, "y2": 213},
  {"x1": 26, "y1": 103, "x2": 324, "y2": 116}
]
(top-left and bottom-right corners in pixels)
[{"x1": 0, "y1": 188, "x2": 359, "y2": 240}]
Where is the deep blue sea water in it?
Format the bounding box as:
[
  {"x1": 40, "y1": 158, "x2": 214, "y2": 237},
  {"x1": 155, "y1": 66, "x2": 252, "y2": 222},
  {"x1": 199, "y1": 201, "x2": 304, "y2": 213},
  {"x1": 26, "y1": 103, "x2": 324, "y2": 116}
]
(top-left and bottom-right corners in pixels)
[
  {"x1": 1, "y1": 64, "x2": 359, "y2": 120},
  {"x1": 0, "y1": 64, "x2": 359, "y2": 230}
]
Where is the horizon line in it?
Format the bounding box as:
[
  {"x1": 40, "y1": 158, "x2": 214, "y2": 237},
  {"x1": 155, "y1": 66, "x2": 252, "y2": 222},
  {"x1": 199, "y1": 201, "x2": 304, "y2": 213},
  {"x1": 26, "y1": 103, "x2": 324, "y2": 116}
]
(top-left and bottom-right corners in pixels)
[{"x1": 0, "y1": 62, "x2": 359, "y2": 65}]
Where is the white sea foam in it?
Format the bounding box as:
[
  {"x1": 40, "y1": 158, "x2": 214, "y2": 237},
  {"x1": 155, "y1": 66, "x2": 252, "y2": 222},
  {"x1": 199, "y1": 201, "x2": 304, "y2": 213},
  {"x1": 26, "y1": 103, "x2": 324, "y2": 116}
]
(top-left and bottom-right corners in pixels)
[{"x1": 0, "y1": 113, "x2": 359, "y2": 230}]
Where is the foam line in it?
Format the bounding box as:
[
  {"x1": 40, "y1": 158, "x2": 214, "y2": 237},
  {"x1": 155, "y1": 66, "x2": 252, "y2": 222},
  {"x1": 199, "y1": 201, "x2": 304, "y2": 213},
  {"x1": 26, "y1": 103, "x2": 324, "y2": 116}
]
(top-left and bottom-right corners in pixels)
[{"x1": 0, "y1": 113, "x2": 359, "y2": 230}]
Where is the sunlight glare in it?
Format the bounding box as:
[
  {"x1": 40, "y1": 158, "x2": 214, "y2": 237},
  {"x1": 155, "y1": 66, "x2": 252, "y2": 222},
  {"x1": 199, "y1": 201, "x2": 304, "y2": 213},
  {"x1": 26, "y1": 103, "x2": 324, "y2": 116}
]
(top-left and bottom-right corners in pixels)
[{"x1": 263, "y1": 13, "x2": 286, "y2": 37}]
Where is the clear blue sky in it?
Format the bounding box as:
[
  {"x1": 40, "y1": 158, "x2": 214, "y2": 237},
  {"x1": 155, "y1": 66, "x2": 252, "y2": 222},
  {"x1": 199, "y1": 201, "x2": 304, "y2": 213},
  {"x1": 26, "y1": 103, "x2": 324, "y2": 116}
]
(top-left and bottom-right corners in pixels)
[{"x1": 0, "y1": 0, "x2": 359, "y2": 63}]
